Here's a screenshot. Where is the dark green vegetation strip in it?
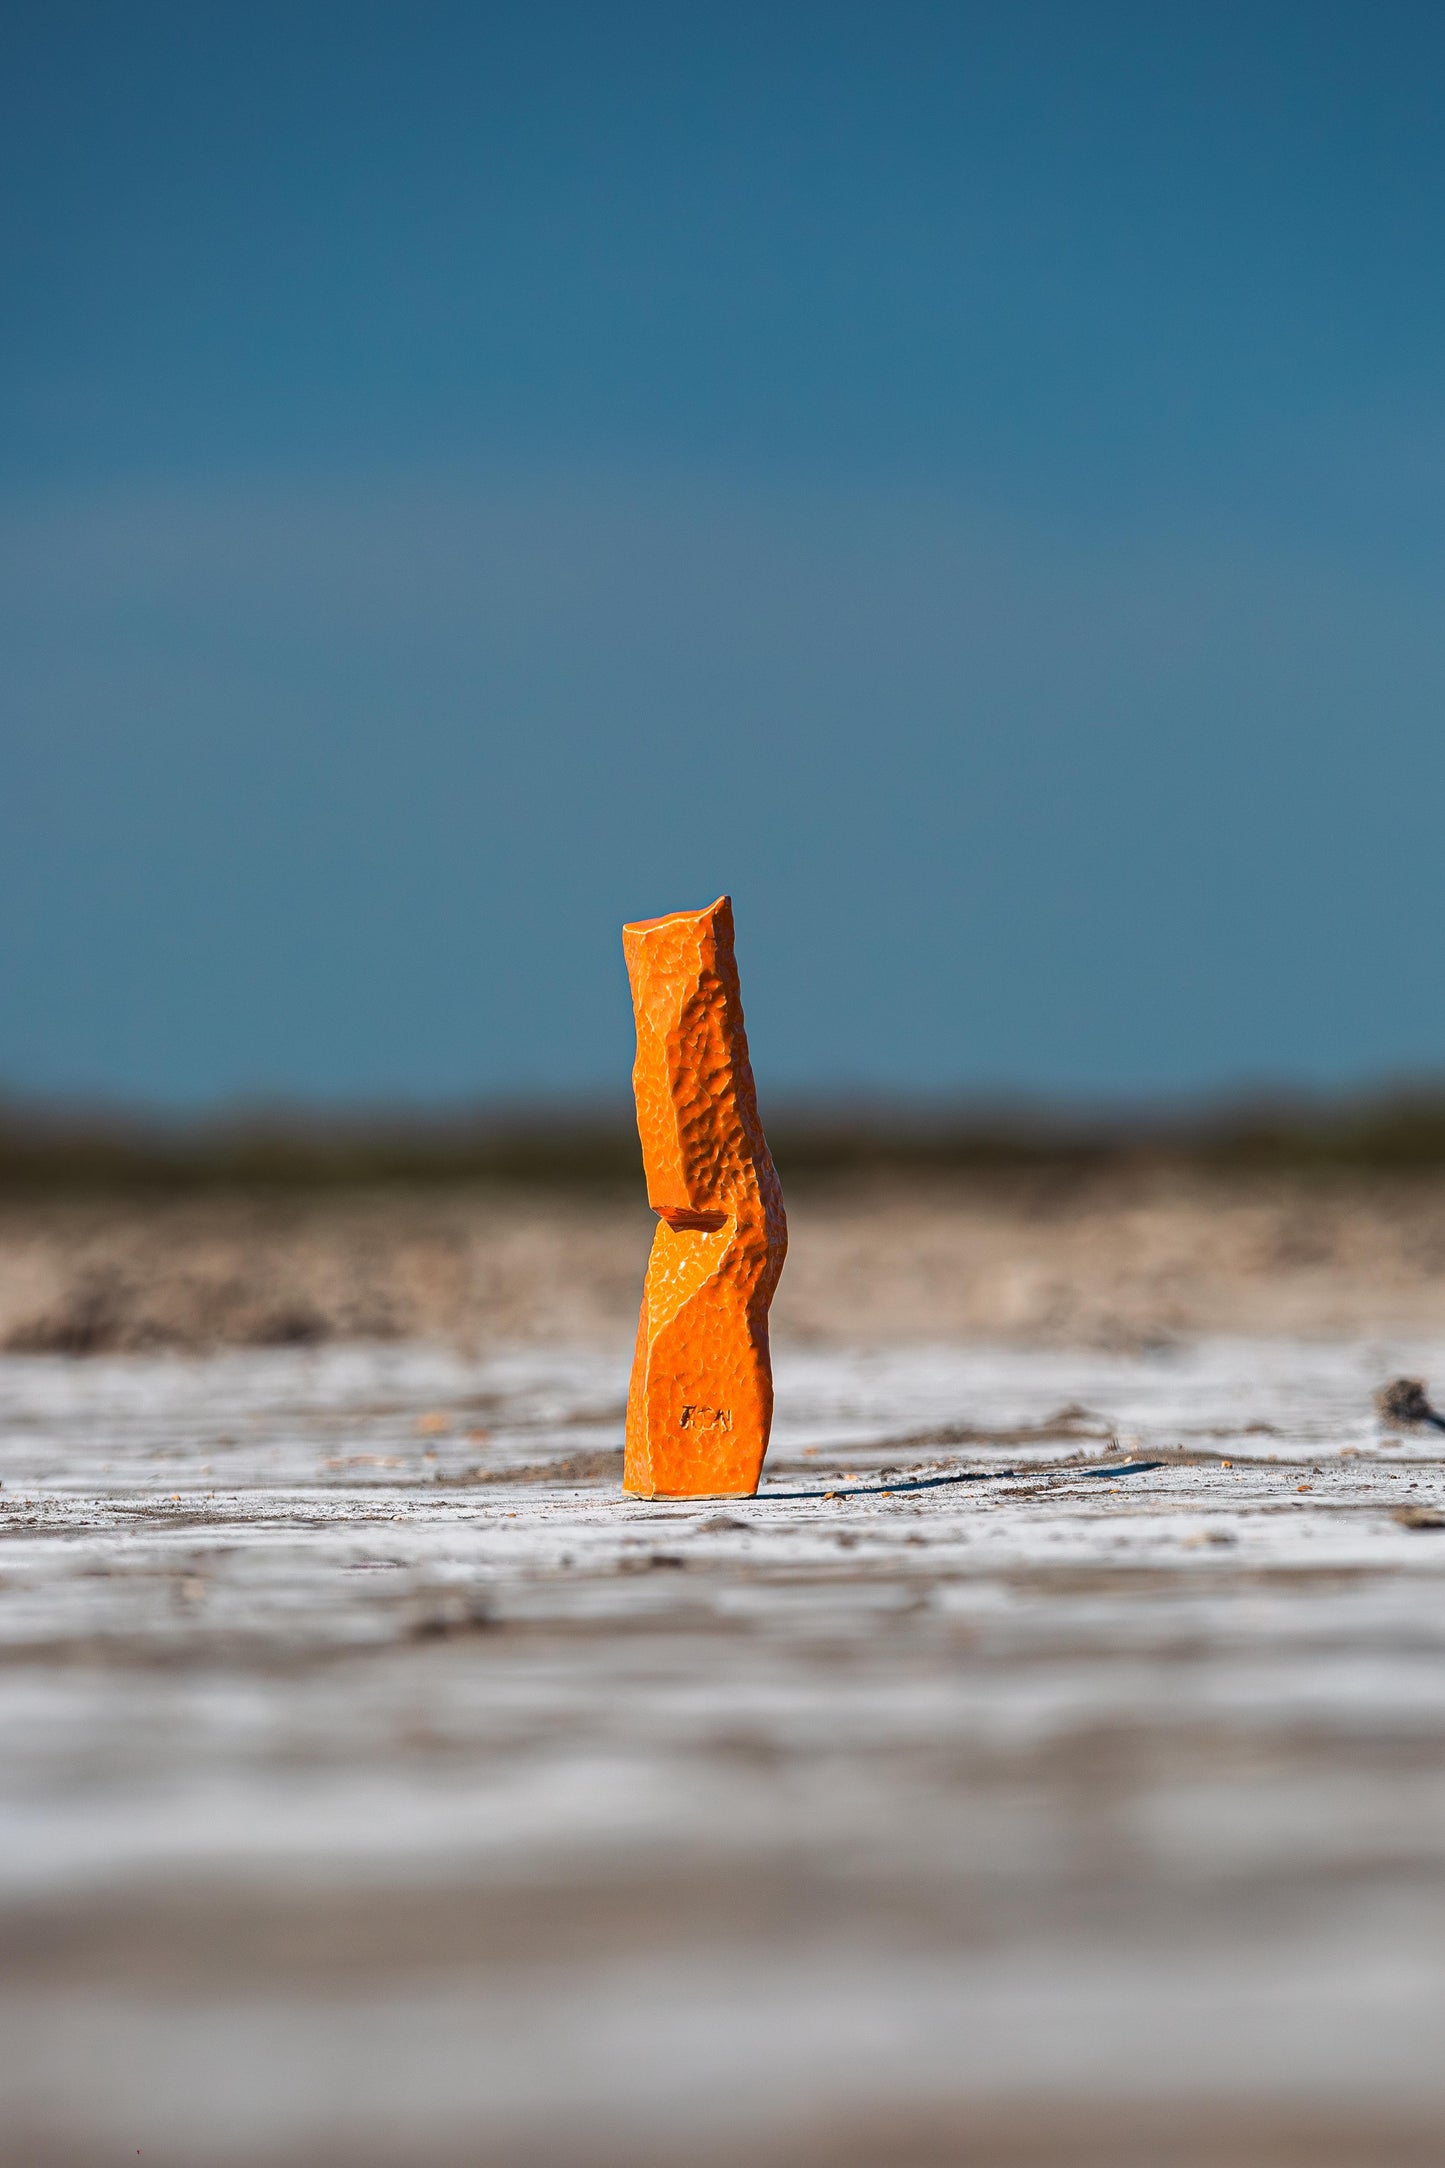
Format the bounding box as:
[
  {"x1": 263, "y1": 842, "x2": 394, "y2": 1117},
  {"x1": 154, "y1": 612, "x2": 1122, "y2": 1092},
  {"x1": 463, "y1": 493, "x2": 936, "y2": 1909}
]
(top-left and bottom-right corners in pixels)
[{"x1": 10, "y1": 1086, "x2": 1445, "y2": 1192}]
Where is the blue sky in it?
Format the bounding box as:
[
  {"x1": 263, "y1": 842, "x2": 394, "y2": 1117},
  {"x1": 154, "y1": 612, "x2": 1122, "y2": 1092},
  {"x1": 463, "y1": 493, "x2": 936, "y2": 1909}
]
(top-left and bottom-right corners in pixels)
[{"x1": 5, "y1": 1, "x2": 1445, "y2": 1106}]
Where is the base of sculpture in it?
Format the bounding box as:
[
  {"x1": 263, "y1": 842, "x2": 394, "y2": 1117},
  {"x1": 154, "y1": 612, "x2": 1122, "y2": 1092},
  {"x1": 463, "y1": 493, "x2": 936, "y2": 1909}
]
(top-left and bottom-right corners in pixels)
[{"x1": 624, "y1": 1236, "x2": 774, "y2": 1496}]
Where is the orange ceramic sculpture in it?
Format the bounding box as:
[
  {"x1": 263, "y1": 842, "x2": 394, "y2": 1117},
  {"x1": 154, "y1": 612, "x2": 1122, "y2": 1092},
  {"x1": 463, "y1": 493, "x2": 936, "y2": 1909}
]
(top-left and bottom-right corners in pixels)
[{"x1": 622, "y1": 896, "x2": 787, "y2": 1497}]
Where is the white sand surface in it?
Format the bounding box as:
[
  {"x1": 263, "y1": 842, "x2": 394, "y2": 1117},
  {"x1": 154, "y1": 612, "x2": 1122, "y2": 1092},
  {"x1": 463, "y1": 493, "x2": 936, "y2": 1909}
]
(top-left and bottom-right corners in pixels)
[{"x1": 4, "y1": 1334, "x2": 1445, "y2": 2165}]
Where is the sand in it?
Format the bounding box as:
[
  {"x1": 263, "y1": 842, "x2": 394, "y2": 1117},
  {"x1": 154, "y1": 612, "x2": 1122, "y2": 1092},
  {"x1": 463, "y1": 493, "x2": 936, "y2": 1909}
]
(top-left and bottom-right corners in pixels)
[
  {"x1": 6, "y1": 1179, "x2": 1445, "y2": 2163},
  {"x1": 7, "y1": 1168, "x2": 1445, "y2": 1354}
]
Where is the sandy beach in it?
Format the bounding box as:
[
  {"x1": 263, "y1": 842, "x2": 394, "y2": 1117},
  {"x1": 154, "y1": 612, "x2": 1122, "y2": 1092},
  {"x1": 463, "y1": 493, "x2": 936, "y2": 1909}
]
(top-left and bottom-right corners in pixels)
[
  {"x1": 8, "y1": 1168, "x2": 1445, "y2": 1355},
  {"x1": 3, "y1": 1177, "x2": 1445, "y2": 2162},
  {"x1": 8, "y1": 1188, "x2": 1445, "y2": 2168}
]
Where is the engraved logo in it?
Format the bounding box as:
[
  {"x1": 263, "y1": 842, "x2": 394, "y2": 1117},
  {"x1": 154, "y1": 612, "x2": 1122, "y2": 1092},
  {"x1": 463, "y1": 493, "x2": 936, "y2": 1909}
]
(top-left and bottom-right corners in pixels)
[{"x1": 680, "y1": 1405, "x2": 732, "y2": 1431}]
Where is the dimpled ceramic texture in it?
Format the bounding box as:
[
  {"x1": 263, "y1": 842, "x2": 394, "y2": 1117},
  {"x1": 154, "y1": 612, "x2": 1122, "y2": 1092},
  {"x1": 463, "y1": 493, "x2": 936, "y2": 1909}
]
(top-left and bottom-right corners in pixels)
[{"x1": 622, "y1": 897, "x2": 787, "y2": 1498}]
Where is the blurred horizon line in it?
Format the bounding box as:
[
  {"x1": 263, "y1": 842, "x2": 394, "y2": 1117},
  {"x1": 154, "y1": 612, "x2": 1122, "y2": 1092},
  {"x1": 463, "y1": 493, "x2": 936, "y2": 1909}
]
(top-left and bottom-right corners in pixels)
[{"x1": 12, "y1": 1075, "x2": 1445, "y2": 1190}]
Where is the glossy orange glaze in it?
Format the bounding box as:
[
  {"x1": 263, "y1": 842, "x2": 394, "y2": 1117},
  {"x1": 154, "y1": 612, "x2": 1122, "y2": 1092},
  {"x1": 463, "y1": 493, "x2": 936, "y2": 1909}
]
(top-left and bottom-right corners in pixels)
[{"x1": 621, "y1": 896, "x2": 787, "y2": 1497}]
